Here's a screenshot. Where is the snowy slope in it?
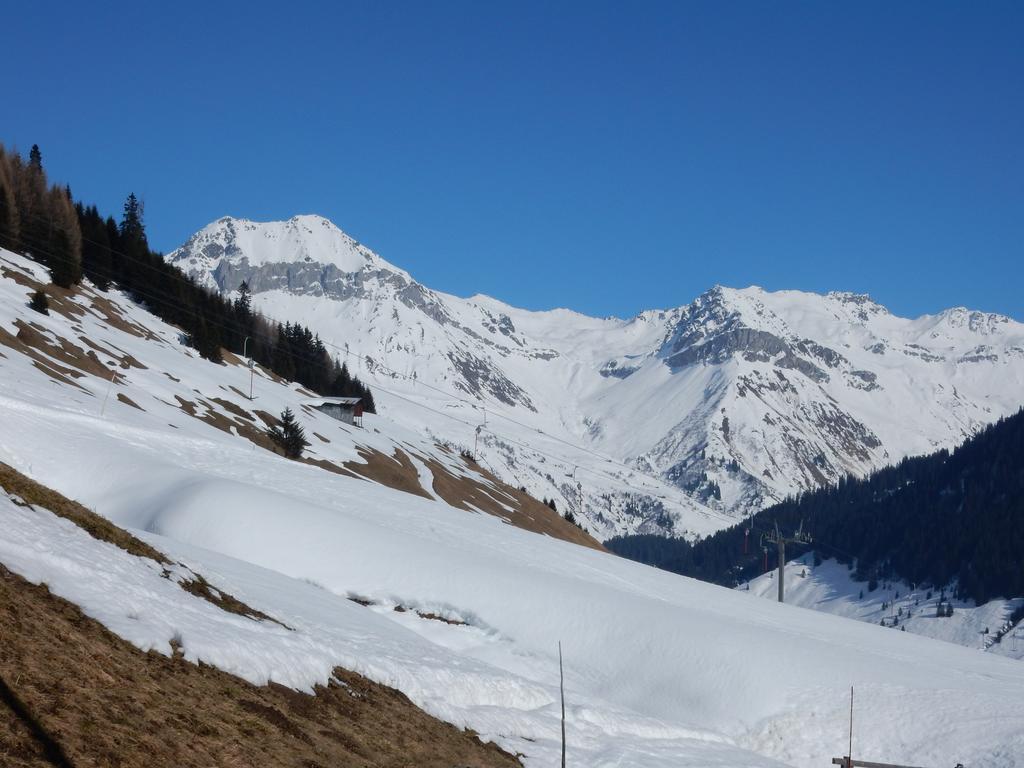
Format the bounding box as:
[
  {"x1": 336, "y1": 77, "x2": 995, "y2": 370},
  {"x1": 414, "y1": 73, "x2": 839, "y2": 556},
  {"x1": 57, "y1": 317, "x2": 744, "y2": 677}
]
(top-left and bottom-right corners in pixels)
[
  {"x1": 743, "y1": 556, "x2": 1024, "y2": 660},
  {"x1": 2, "y1": 248, "x2": 1024, "y2": 767},
  {"x1": 169, "y1": 215, "x2": 1024, "y2": 537}
]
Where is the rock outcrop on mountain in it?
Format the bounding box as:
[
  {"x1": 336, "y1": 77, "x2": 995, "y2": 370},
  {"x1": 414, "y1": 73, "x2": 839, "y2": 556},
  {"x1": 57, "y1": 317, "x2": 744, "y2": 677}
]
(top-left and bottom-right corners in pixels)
[{"x1": 169, "y1": 215, "x2": 1024, "y2": 538}]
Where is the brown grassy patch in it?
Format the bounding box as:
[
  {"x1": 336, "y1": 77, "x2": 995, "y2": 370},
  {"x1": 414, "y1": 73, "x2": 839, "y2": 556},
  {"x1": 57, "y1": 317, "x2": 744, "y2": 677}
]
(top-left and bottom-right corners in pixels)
[
  {"x1": 78, "y1": 337, "x2": 148, "y2": 370},
  {"x1": 174, "y1": 395, "x2": 198, "y2": 416},
  {"x1": 176, "y1": 572, "x2": 286, "y2": 628},
  {"x1": 118, "y1": 352, "x2": 147, "y2": 370},
  {"x1": 415, "y1": 611, "x2": 469, "y2": 626},
  {"x1": 425, "y1": 458, "x2": 604, "y2": 551},
  {"x1": 3, "y1": 318, "x2": 119, "y2": 382},
  {"x1": 75, "y1": 335, "x2": 121, "y2": 359},
  {"x1": 0, "y1": 564, "x2": 521, "y2": 768},
  {"x1": 84, "y1": 292, "x2": 158, "y2": 340},
  {"x1": 343, "y1": 448, "x2": 431, "y2": 499},
  {"x1": 253, "y1": 409, "x2": 280, "y2": 429},
  {"x1": 27, "y1": 359, "x2": 90, "y2": 392},
  {"x1": 0, "y1": 465, "x2": 281, "y2": 626},
  {"x1": 180, "y1": 399, "x2": 286, "y2": 456},
  {"x1": 0, "y1": 263, "x2": 36, "y2": 289},
  {"x1": 0, "y1": 463, "x2": 169, "y2": 564},
  {"x1": 0, "y1": 326, "x2": 92, "y2": 394},
  {"x1": 116, "y1": 393, "x2": 145, "y2": 411},
  {"x1": 219, "y1": 348, "x2": 244, "y2": 366},
  {"x1": 208, "y1": 397, "x2": 255, "y2": 422},
  {"x1": 37, "y1": 284, "x2": 87, "y2": 322},
  {"x1": 301, "y1": 457, "x2": 358, "y2": 478},
  {"x1": 0, "y1": 262, "x2": 86, "y2": 323},
  {"x1": 254, "y1": 362, "x2": 288, "y2": 385}
]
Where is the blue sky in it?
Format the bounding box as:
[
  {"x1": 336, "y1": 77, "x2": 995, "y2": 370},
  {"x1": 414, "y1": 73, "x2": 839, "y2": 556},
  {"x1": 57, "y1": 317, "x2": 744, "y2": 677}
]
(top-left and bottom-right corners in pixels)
[{"x1": 5, "y1": 1, "x2": 1022, "y2": 319}]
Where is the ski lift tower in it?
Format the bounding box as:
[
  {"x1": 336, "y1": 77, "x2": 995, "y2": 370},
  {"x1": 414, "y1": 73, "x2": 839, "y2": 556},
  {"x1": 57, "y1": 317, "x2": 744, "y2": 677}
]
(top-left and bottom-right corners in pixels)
[{"x1": 761, "y1": 521, "x2": 812, "y2": 603}]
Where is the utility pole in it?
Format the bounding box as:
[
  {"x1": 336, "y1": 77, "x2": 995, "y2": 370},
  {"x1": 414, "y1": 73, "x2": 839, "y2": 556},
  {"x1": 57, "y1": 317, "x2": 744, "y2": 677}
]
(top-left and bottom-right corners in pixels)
[
  {"x1": 761, "y1": 521, "x2": 812, "y2": 603},
  {"x1": 243, "y1": 336, "x2": 254, "y2": 400},
  {"x1": 558, "y1": 641, "x2": 566, "y2": 768}
]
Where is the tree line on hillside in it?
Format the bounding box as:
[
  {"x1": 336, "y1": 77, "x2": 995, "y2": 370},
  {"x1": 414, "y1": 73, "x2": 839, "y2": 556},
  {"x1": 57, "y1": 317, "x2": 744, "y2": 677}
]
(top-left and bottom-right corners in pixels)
[
  {"x1": 0, "y1": 144, "x2": 81, "y2": 287},
  {"x1": 607, "y1": 408, "x2": 1024, "y2": 605},
  {"x1": 0, "y1": 143, "x2": 374, "y2": 411}
]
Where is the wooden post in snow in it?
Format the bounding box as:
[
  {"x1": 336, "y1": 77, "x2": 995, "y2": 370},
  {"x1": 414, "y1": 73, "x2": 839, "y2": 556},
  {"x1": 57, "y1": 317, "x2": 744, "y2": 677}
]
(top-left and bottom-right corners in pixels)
[
  {"x1": 559, "y1": 640, "x2": 566, "y2": 768},
  {"x1": 848, "y1": 686, "x2": 854, "y2": 767}
]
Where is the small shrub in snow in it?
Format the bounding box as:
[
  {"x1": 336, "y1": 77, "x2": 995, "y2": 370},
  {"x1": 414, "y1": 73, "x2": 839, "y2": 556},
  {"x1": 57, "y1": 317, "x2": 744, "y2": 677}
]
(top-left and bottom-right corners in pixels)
[{"x1": 29, "y1": 290, "x2": 49, "y2": 315}]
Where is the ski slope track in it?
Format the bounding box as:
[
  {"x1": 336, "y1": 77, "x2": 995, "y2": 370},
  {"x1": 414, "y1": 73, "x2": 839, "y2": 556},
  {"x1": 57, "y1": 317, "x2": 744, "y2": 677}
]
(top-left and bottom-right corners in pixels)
[
  {"x1": 170, "y1": 215, "x2": 1024, "y2": 539},
  {"x1": 2, "y1": 248, "x2": 1024, "y2": 766}
]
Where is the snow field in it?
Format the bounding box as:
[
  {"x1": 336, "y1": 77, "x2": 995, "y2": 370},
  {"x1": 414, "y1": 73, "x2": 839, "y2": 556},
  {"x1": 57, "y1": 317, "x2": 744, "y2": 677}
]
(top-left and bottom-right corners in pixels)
[
  {"x1": 744, "y1": 556, "x2": 1024, "y2": 660},
  {"x1": 2, "y1": 249, "x2": 1024, "y2": 766}
]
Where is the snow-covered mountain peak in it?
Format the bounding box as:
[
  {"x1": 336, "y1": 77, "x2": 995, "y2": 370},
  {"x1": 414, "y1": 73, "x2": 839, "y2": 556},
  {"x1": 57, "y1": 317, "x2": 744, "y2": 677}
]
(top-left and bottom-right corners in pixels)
[
  {"x1": 168, "y1": 214, "x2": 415, "y2": 296},
  {"x1": 166, "y1": 214, "x2": 1024, "y2": 536},
  {"x1": 929, "y1": 306, "x2": 1014, "y2": 336}
]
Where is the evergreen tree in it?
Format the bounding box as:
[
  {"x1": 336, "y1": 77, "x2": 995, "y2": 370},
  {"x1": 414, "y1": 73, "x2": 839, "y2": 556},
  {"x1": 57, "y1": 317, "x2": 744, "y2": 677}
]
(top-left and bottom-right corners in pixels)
[
  {"x1": 3, "y1": 144, "x2": 82, "y2": 287},
  {"x1": 44, "y1": 185, "x2": 82, "y2": 287},
  {"x1": 0, "y1": 147, "x2": 19, "y2": 251},
  {"x1": 360, "y1": 385, "x2": 377, "y2": 414},
  {"x1": 11, "y1": 148, "x2": 48, "y2": 260},
  {"x1": 77, "y1": 204, "x2": 113, "y2": 289},
  {"x1": 268, "y1": 407, "x2": 310, "y2": 459},
  {"x1": 28, "y1": 144, "x2": 42, "y2": 171},
  {"x1": 0, "y1": 143, "x2": 375, "y2": 409},
  {"x1": 118, "y1": 192, "x2": 148, "y2": 271},
  {"x1": 235, "y1": 280, "x2": 252, "y2": 319},
  {"x1": 29, "y1": 290, "x2": 49, "y2": 315}
]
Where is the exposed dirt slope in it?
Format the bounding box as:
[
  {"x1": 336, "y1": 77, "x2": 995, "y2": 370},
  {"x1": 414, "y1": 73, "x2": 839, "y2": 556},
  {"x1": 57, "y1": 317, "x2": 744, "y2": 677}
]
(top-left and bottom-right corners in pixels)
[
  {"x1": 429, "y1": 455, "x2": 605, "y2": 551},
  {"x1": 0, "y1": 469, "x2": 521, "y2": 768}
]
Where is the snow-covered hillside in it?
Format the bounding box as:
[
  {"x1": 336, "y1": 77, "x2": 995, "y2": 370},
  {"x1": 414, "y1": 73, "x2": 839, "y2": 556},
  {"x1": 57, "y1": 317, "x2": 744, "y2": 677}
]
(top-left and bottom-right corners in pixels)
[
  {"x1": 3, "y1": 247, "x2": 1024, "y2": 767},
  {"x1": 744, "y1": 556, "x2": 1024, "y2": 660},
  {"x1": 169, "y1": 215, "x2": 1024, "y2": 538}
]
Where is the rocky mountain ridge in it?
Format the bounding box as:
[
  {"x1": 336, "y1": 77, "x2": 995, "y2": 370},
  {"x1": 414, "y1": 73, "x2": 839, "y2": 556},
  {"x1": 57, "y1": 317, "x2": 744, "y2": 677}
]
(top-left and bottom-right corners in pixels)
[{"x1": 169, "y1": 215, "x2": 1024, "y2": 538}]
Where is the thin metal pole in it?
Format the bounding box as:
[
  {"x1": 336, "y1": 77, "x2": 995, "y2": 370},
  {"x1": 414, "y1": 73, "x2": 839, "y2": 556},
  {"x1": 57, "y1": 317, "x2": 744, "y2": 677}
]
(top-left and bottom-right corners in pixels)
[
  {"x1": 777, "y1": 528, "x2": 785, "y2": 603},
  {"x1": 243, "y1": 336, "x2": 253, "y2": 400},
  {"x1": 100, "y1": 367, "x2": 116, "y2": 416},
  {"x1": 559, "y1": 641, "x2": 566, "y2": 768},
  {"x1": 848, "y1": 686, "x2": 854, "y2": 768}
]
